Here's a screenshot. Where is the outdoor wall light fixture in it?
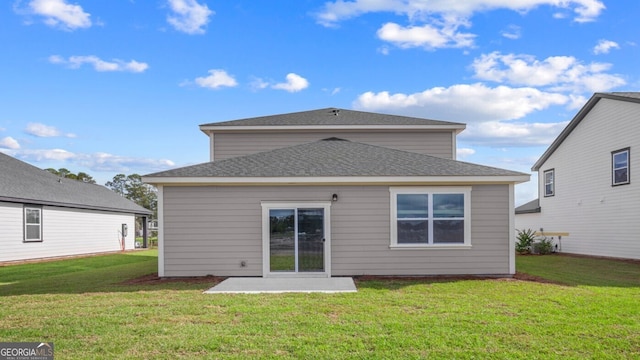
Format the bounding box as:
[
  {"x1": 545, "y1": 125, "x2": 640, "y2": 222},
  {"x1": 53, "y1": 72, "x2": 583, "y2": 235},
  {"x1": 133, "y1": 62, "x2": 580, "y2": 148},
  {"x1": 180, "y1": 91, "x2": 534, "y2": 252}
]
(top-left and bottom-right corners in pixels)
[{"x1": 332, "y1": 194, "x2": 338, "y2": 202}]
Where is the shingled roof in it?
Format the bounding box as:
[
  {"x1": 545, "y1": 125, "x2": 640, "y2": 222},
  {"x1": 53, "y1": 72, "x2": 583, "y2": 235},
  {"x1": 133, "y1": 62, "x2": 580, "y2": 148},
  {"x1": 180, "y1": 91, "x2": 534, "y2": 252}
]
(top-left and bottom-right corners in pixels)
[
  {"x1": 144, "y1": 138, "x2": 527, "y2": 181},
  {"x1": 200, "y1": 108, "x2": 465, "y2": 129},
  {"x1": 0, "y1": 152, "x2": 151, "y2": 214},
  {"x1": 515, "y1": 198, "x2": 541, "y2": 214}
]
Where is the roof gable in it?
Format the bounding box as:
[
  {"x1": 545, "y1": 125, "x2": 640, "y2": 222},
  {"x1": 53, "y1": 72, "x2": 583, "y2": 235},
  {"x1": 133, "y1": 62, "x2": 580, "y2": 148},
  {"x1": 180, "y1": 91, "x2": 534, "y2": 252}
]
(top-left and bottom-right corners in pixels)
[
  {"x1": 199, "y1": 108, "x2": 465, "y2": 131},
  {"x1": 0, "y1": 152, "x2": 151, "y2": 214},
  {"x1": 144, "y1": 138, "x2": 527, "y2": 181},
  {"x1": 532, "y1": 92, "x2": 640, "y2": 171}
]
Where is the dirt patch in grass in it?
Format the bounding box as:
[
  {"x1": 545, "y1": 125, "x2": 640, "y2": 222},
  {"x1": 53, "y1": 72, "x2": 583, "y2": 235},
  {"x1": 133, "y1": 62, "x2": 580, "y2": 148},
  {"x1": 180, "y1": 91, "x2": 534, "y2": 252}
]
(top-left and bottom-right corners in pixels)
[
  {"x1": 511, "y1": 272, "x2": 566, "y2": 285},
  {"x1": 121, "y1": 273, "x2": 226, "y2": 286},
  {"x1": 123, "y1": 273, "x2": 565, "y2": 287}
]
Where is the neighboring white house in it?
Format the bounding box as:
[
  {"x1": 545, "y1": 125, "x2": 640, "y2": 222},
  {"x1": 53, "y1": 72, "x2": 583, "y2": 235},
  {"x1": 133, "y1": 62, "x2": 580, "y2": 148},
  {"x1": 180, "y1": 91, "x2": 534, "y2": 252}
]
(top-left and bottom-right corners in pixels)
[
  {"x1": 0, "y1": 152, "x2": 152, "y2": 263},
  {"x1": 144, "y1": 108, "x2": 529, "y2": 278},
  {"x1": 515, "y1": 92, "x2": 640, "y2": 260}
]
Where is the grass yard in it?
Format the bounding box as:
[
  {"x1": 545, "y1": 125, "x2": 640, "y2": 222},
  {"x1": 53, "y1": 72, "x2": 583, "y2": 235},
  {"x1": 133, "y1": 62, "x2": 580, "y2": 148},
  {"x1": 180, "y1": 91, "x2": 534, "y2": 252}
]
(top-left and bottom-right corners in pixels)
[{"x1": 1, "y1": 252, "x2": 639, "y2": 359}]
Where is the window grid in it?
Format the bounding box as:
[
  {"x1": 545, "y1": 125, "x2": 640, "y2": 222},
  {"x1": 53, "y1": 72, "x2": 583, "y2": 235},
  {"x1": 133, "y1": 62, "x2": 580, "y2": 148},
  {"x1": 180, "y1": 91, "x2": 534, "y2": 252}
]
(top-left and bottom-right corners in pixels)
[
  {"x1": 390, "y1": 187, "x2": 471, "y2": 248},
  {"x1": 24, "y1": 206, "x2": 42, "y2": 242},
  {"x1": 543, "y1": 169, "x2": 554, "y2": 197},
  {"x1": 612, "y1": 148, "x2": 630, "y2": 186}
]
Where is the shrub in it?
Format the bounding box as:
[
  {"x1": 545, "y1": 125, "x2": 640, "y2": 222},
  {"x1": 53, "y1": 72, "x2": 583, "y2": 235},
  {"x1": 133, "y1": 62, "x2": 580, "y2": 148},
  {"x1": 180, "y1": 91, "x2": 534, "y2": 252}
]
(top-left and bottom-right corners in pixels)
[
  {"x1": 533, "y1": 237, "x2": 554, "y2": 255},
  {"x1": 516, "y1": 229, "x2": 537, "y2": 254}
]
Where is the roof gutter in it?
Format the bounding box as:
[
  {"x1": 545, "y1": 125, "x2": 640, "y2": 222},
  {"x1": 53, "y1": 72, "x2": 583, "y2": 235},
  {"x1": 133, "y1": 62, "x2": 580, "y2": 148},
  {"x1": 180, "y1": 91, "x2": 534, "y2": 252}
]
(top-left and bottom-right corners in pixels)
[
  {"x1": 0, "y1": 196, "x2": 152, "y2": 215},
  {"x1": 199, "y1": 124, "x2": 466, "y2": 134},
  {"x1": 143, "y1": 174, "x2": 530, "y2": 186}
]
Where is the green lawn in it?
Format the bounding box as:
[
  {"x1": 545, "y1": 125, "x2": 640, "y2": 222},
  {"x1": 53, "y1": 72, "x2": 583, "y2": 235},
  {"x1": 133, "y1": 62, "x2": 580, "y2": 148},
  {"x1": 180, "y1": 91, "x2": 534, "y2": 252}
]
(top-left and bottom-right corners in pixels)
[{"x1": 1, "y1": 252, "x2": 639, "y2": 359}]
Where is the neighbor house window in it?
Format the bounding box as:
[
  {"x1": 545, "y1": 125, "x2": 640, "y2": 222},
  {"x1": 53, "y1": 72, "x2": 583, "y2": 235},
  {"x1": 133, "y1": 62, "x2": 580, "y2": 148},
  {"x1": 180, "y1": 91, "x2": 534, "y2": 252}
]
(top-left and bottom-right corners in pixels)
[
  {"x1": 24, "y1": 206, "x2": 42, "y2": 242},
  {"x1": 543, "y1": 169, "x2": 555, "y2": 197},
  {"x1": 612, "y1": 148, "x2": 630, "y2": 186},
  {"x1": 390, "y1": 187, "x2": 471, "y2": 248}
]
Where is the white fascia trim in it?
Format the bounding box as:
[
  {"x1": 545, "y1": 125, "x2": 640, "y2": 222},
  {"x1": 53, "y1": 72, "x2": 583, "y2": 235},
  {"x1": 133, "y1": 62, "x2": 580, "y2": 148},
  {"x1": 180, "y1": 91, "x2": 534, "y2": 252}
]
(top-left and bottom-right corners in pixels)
[
  {"x1": 199, "y1": 124, "x2": 466, "y2": 133},
  {"x1": 143, "y1": 175, "x2": 530, "y2": 186},
  {"x1": 157, "y1": 185, "x2": 165, "y2": 277}
]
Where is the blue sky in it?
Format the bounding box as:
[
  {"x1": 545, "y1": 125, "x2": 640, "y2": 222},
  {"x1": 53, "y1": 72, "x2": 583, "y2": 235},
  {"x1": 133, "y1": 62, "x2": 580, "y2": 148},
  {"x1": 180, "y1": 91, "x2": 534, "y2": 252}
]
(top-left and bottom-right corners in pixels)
[{"x1": 1, "y1": 0, "x2": 638, "y2": 205}]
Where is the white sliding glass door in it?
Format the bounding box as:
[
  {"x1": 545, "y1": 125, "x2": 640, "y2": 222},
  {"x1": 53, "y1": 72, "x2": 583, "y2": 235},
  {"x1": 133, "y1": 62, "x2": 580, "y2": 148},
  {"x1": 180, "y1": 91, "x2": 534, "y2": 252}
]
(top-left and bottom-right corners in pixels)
[{"x1": 262, "y1": 202, "x2": 331, "y2": 277}]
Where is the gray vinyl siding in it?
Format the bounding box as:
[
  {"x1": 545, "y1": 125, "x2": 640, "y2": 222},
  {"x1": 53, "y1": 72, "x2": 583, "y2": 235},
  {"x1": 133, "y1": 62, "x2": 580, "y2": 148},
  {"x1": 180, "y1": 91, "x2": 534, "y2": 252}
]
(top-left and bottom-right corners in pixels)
[
  {"x1": 162, "y1": 184, "x2": 510, "y2": 276},
  {"x1": 212, "y1": 131, "x2": 454, "y2": 160}
]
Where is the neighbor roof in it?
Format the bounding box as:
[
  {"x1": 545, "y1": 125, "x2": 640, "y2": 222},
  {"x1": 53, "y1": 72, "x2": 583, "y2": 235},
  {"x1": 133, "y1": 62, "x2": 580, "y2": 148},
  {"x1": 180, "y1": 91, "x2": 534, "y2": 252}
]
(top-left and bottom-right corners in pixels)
[
  {"x1": 144, "y1": 138, "x2": 527, "y2": 183},
  {"x1": 515, "y1": 198, "x2": 541, "y2": 214},
  {"x1": 532, "y1": 92, "x2": 640, "y2": 171},
  {"x1": 199, "y1": 108, "x2": 465, "y2": 132},
  {"x1": 0, "y1": 152, "x2": 151, "y2": 215}
]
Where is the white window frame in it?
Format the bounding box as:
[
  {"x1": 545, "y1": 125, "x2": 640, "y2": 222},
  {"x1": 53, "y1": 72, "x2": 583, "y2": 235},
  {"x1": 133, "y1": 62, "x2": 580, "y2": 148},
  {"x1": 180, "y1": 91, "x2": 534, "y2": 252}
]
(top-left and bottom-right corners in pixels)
[
  {"x1": 390, "y1": 187, "x2": 472, "y2": 249},
  {"x1": 543, "y1": 169, "x2": 555, "y2": 197},
  {"x1": 24, "y1": 206, "x2": 43, "y2": 242},
  {"x1": 261, "y1": 201, "x2": 332, "y2": 278},
  {"x1": 612, "y1": 148, "x2": 630, "y2": 186}
]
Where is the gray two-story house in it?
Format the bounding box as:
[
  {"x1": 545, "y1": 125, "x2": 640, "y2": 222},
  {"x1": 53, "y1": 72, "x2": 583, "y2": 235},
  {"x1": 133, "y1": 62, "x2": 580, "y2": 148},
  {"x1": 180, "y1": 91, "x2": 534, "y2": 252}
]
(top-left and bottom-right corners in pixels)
[{"x1": 143, "y1": 108, "x2": 529, "y2": 277}]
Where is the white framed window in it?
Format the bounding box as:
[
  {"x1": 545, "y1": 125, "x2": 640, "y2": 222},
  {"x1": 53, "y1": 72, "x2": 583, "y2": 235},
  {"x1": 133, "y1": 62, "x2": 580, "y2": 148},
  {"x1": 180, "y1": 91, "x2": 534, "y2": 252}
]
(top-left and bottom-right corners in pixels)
[
  {"x1": 390, "y1": 187, "x2": 471, "y2": 248},
  {"x1": 612, "y1": 148, "x2": 630, "y2": 186},
  {"x1": 24, "y1": 206, "x2": 42, "y2": 242},
  {"x1": 543, "y1": 169, "x2": 555, "y2": 197}
]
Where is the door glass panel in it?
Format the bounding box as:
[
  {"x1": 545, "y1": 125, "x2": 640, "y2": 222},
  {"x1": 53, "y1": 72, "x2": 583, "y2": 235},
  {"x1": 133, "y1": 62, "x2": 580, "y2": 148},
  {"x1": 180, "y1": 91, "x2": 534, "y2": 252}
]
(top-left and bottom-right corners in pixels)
[
  {"x1": 269, "y1": 209, "x2": 295, "y2": 272},
  {"x1": 297, "y1": 208, "x2": 324, "y2": 272}
]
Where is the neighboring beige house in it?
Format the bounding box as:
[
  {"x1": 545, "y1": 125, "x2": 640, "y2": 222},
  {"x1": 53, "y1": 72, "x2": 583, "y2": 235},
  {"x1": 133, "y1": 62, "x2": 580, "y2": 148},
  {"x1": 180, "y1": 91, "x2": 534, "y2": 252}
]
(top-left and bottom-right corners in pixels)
[
  {"x1": 516, "y1": 92, "x2": 640, "y2": 260},
  {"x1": 0, "y1": 152, "x2": 152, "y2": 263},
  {"x1": 143, "y1": 108, "x2": 529, "y2": 277}
]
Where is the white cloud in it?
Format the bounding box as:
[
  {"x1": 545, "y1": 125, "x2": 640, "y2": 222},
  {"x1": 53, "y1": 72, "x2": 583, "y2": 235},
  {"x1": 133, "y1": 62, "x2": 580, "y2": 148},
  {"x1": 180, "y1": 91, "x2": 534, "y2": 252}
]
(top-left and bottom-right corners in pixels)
[
  {"x1": 354, "y1": 83, "x2": 568, "y2": 123},
  {"x1": 272, "y1": 73, "x2": 309, "y2": 92},
  {"x1": 315, "y1": 1, "x2": 603, "y2": 51},
  {"x1": 501, "y1": 25, "x2": 521, "y2": 40},
  {"x1": 377, "y1": 21, "x2": 475, "y2": 49},
  {"x1": 75, "y1": 152, "x2": 176, "y2": 172},
  {"x1": 13, "y1": 148, "x2": 175, "y2": 173},
  {"x1": 18, "y1": 148, "x2": 76, "y2": 161},
  {"x1": 166, "y1": 0, "x2": 213, "y2": 35},
  {"x1": 315, "y1": 0, "x2": 605, "y2": 26},
  {"x1": 27, "y1": 0, "x2": 91, "y2": 30},
  {"x1": 24, "y1": 123, "x2": 76, "y2": 138},
  {"x1": 249, "y1": 77, "x2": 270, "y2": 91},
  {"x1": 471, "y1": 52, "x2": 626, "y2": 92},
  {"x1": 49, "y1": 55, "x2": 149, "y2": 73},
  {"x1": 460, "y1": 120, "x2": 569, "y2": 147},
  {"x1": 194, "y1": 69, "x2": 238, "y2": 89},
  {"x1": 377, "y1": 46, "x2": 390, "y2": 55},
  {"x1": 593, "y1": 39, "x2": 620, "y2": 54},
  {"x1": 0, "y1": 137, "x2": 21, "y2": 150},
  {"x1": 457, "y1": 147, "x2": 475, "y2": 158}
]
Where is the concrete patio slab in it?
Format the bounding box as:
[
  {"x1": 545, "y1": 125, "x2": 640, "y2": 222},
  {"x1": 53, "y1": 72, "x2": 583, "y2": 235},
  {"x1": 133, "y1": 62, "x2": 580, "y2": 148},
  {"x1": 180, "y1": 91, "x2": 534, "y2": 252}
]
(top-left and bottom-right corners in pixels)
[{"x1": 204, "y1": 277, "x2": 357, "y2": 294}]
